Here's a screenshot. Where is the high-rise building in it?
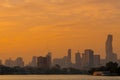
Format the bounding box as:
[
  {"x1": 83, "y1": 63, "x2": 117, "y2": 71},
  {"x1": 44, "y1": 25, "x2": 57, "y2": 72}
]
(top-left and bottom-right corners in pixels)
[
  {"x1": 75, "y1": 51, "x2": 81, "y2": 69},
  {"x1": 5, "y1": 58, "x2": 14, "y2": 67},
  {"x1": 14, "y1": 57, "x2": 24, "y2": 67},
  {"x1": 46, "y1": 52, "x2": 52, "y2": 68},
  {"x1": 81, "y1": 53, "x2": 86, "y2": 68},
  {"x1": 106, "y1": 34, "x2": 117, "y2": 62},
  {"x1": 37, "y1": 53, "x2": 52, "y2": 69},
  {"x1": 82, "y1": 49, "x2": 94, "y2": 69},
  {"x1": 67, "y1": 49, "x2": 72, "y2": 66},
  {"x1": 29, "y1": 56, "x2": 37, "y2": 67},
  {"x1": 94, "y1": 55, "x2": 100, "y2": 67},
  {"x1": 85, "y1": 49, "x2": 94, "y2": 67},
  {"x1": 37, "y1": 56, "x2": 48, "y2": 69}
]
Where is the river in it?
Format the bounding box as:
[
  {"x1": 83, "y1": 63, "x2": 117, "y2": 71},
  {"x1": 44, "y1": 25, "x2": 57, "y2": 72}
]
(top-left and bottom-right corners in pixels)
[{"x1": 0, "y1": 75, "x2": 120, "y2": 80}]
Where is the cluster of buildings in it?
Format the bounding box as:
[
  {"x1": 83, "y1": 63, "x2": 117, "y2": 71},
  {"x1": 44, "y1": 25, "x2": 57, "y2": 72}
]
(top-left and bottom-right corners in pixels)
[
  {"x1": 53, "y1": 49, "x2": 100, "y2": 70},
  {"x1": 0, "y1": 34, "x2": 119, "y2": 70},
  {"x1": 4, "y1": 57, "x2": 24, "y2": 67}
]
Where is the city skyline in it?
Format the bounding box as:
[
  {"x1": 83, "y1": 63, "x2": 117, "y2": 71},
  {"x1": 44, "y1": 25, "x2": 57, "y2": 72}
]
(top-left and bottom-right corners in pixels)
[
  {"x1": 0, "y1": 0, "x2": 120, "y2": 64},
  {"x1": 0, "y1": 34, "x2": 119, "y2": 64},
  {"x1": 0, "y1": 34, "x2": 119, "y2": 67}
]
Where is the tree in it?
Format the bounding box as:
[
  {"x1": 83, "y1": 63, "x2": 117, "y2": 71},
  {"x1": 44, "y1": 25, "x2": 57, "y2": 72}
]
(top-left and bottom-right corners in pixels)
[{"x1": 106, "y1": 62, "x2": 118, "y2": 73}]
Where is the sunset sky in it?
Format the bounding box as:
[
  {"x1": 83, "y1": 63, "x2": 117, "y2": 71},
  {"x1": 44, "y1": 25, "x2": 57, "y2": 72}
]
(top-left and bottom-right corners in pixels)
[{"x1": 0, "y1": 0, "x2": 120, "y2": 64}]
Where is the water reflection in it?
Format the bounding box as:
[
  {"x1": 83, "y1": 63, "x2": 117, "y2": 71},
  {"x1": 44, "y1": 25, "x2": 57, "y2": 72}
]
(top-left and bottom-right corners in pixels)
[{"x1": 0, "y1": 75, "x2": 120, "y2": 80}]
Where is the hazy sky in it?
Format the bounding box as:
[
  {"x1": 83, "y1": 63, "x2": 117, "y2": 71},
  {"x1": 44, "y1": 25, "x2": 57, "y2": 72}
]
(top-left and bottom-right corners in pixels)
[{"x1": 0, "y1": 0, "x2": 120, "y2": 64}]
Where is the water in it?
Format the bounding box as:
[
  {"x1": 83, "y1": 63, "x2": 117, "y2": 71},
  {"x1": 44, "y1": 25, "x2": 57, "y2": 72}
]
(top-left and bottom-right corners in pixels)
[{"x1": 0, "y1": 75, "x2": 120, "y2": 80}]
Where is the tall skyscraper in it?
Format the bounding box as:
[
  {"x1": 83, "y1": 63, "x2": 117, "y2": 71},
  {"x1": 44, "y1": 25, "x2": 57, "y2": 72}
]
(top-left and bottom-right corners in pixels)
[
  {"x1": 46, "y1": 52, "x2": 52, "y2": 68},
  {"x1": 82, "y1": 49, "x2": 94, "y2": 69},
  {"x1": 106, "y1": 34, "x2": 117, "y2": 62},
  {"x1": 85, "y1": 49, "x2": 94, "y2": 67},
  {"x1": 75, "y1": 51, "x2": 81, "y2": 69},
  {"x1": 67, "y1": 49, "x2": 72, "y2": 66}
]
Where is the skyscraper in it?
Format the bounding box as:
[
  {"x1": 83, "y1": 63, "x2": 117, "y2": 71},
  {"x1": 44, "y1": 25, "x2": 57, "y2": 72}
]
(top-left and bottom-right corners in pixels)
[
  {"x1": 37, "y1": 56, "x2": 48, "y2": 69},
  {"x1": 67, "y1": 49, "x2": 72, "y2": 66},
  {"x1": 46, "y1": 52, "x2": 52, "y2": 68},
  {"x1": 94, "y1": 55, "x2": 100, "y2": 67},
  {"x1": 37, "y1": 53, "x2": 52, "y2": 69},
  {"x1": 106, "y1": 34, "x2": 117, "y2": 62},
  {"x1": 75, "y1": 51, "x2": 81, "y2": 69},
  {"x1": 82, "y1": 49, "x2": 94, "y2": 69}
]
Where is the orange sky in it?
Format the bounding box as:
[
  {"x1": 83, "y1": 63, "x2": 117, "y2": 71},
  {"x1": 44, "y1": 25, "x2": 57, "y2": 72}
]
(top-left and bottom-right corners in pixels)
[{"x1": 0, "y1": 0, "x2": 120, "y2": 64}]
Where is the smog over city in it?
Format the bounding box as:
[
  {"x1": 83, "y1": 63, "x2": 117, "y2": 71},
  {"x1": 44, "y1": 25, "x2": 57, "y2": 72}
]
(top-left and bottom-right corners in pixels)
[{"x1": 0, "y1": 0, "x2": 120, "y2": 77}]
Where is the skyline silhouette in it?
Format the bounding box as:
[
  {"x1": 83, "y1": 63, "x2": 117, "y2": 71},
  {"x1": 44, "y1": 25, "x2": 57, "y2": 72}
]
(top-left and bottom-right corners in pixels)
[{"x1": 0, "y1": 34, "x2": 119, "y2": 69}]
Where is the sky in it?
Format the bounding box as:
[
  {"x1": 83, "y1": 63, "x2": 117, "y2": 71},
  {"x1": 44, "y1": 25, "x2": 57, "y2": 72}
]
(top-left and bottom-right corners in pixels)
[{"x1": 0, "y1": 0, "x2": 120, "y2": 64}]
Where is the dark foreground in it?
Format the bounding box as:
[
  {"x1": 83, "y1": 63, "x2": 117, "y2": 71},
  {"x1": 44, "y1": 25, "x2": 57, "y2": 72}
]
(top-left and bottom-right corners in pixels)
[{"x1": 0, "y1": 62, "x2": 120, "y2": 75}]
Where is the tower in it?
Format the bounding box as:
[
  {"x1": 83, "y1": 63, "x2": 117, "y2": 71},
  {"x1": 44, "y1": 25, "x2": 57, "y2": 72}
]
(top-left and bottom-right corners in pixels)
[
  {"x1": 46, "y1": 52, "x2": 52, "y2": 68},
  {"x1": 82, "y1": 49, "x2": 94, "y2": 69},
  {"x1": 106, "y1": 34, "x2": 117, "y2": 62},
  {"x1": 75, "y1": 51, "x2": 81, "y2": 69},
  {"x1": 67, "y1": 49, "x2": 72, "y2": 66}
]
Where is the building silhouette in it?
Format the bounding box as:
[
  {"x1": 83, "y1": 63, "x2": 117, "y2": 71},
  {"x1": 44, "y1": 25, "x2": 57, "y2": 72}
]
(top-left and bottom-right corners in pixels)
[
  {"x1": 53, "y1": 56, "x2": 68, "y2": 68},
  {"x1": 75, "y1": 51, "x2": 81, "y2": 69},
  {"x1": 0, "y1": 34, "x2": 119, "y2": 70},
  {"x1": 5, "y1": 58, "x2": 14, "y2": 67},
  {"x1": 29, "y1": 56, "x2": 37, "y2": 67},
  {"x1": 14, "y1": 57, "x2": 24, "y2": 67},
  {"x1": 67, "y1": 49, "x2": 72, "y2": 66},
  {"x1": 82, "y1": 49, "x2": 94, "y2": 69},
  {"x1": 94, "y1": 55, "x2": 100, "y2": 67},
  {"x1": 106, "y1": 34, "x2": 117, "y2": 62},
  {"x1": 37, "y1": 56, "x2": 48, "y2": 69},
  {"x1": 37, "y1": 53, "x2": 52, "y2": 69},
  {"x1": 46, "y1": 52, "x2": 52, "y2": 68}
]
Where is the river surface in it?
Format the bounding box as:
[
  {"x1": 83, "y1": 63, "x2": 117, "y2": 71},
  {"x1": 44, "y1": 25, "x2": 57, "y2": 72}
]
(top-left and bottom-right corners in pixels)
[{"x1": 0, "y1": 75, "x2": 120, "y2": 80}]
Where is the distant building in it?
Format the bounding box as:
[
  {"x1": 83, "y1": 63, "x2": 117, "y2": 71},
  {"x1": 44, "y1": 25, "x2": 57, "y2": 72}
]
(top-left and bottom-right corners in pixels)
[
  {"x1": 5, "y1": 58, "x2": 14, "y2": 67},
  {"x1": 53, "y1": 56, "x2": 68, "y2": 68},
  {"x1": 75, "y1": 51, "x2": 81, "y2": 69},
  {"x1": 85, "y1": 49, "x2": 94, "y2": 67},
  {"x1": 106, "y1": 34, "x2": 117, "y2": 62},
  {"x1": 81, "y1": 53, "x2": 87, "y2": 69},
  {"x1": 53, "y1": 58, "x2": 62, "y2": 66},
  {"x1": 14, "y1": 57, "x2": 24, "y2": 67},
  {"x1": 62, "y1": 56, "x2": 68, "y2": 68},
  {"x1": 94, "y1": 55, "x2": 100, "y2": 67},
  {"x1": 67, "y1": 49, "x2": 72, "y2": 67},
  {"x1": 82, "y1": 49, "x2": 94, "y2": 69},
  {"x1": 37, "y1": 53, "x2": 52, "y2": 69},
  {"x1": 29, "y1": 56, "x2": 37, "y2": 67},
  {"x1": 37, "y1": 56, "x2": 48, "y2": 69},
  {"x1": 46, "y1": 52, "x2": 52, "y2": 68}
]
